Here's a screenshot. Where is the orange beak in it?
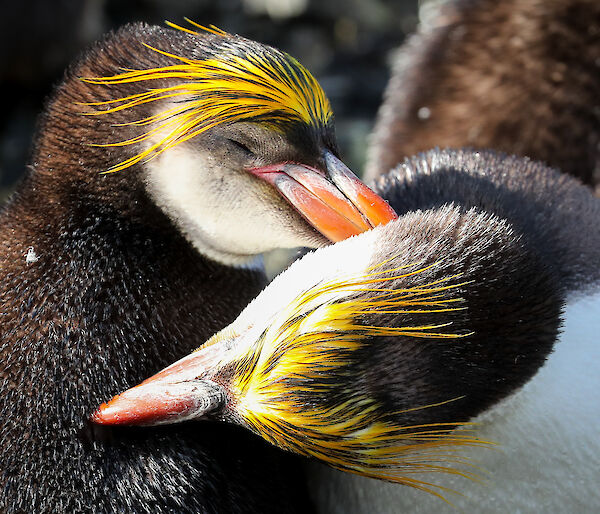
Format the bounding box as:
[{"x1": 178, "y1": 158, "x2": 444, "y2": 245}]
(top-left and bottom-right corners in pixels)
[
  {"x1": 249, "y1": 151, "x2": 397, "y2": 242},
  {"x1": 91, "y1": 343, "x2": 228, "y2": 426}
]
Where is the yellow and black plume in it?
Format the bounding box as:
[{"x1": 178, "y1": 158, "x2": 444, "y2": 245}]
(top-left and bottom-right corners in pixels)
[
  {"x1": 221, "y1": 261, "x2": 489, "y2": 498},
  {"x1": 94, "y1": 206, "x2": 564, "y2": 501},
  {"x1": 80, "y1": 19, "x2": 332, "y2": 172}
]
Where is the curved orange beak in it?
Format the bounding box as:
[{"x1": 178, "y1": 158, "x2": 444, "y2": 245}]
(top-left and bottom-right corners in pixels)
[
  {"x1": 91, "y1": 342, "x2": 228, "y2": 426},
  {"x1": 249, "y1": 151, "x2": 397, "y2": 242}
]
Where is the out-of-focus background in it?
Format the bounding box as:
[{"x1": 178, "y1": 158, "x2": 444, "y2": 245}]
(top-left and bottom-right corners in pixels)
[{"x1": 0, "y1": 0, "x2": 425, "y2": 203}]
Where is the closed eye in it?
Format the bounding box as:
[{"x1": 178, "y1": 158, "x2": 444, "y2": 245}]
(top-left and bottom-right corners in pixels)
[{"x1": 228, "y1": 138, "x2": 254, "y2": 156}]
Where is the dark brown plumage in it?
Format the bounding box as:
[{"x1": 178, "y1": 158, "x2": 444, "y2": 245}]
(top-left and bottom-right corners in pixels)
[
  {"x1": 366, "y1": 0, "x2": 600, "y2": 189},
  {"x1": 0, "y1": 22, "x2": 357, "y2": 513}
]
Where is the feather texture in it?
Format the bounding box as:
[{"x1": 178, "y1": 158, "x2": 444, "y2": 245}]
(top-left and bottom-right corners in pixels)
[{"x1": 80, "y1": 22, "x2": 332, "y2": 172}]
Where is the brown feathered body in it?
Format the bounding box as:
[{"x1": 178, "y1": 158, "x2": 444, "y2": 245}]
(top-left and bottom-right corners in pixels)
[{"x1": 366, "y1": 0, "x2": 600, "y2": 189}]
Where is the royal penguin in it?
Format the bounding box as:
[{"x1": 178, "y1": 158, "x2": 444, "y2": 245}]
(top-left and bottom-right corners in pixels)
[
  {"x1": 0, "y1": 21, "x2": 396, "y2": 513},
  {"x1": 94, "y1": 149, "x2": 600, "y2": 512},
  {"x1": 365, "y1": 0, "x2": 600, "y2": 189}
]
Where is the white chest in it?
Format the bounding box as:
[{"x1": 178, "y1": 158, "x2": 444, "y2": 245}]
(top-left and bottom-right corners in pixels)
[{"x1": 308, "y1": 292, "x2": 600, "y2": 513}]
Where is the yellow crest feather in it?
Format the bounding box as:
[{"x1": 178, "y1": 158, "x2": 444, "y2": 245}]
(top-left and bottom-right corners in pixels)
[
  {"x1": 221, "y1": 261, "x2": 491, "y2": 501},
  {"x1": 80, "y1": 21, "x2": 333, "y2": 172}
]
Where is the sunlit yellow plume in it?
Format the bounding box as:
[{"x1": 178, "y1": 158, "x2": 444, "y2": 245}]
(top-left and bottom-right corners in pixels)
[
  {"x1": 218, "y1": 261, "x2": 491, "y2": 500},
  {"x1": 80, "y1": 20, "x2": 333, "y2": 172}
]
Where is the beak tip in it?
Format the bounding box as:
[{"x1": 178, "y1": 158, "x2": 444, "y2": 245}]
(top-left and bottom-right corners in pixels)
[
  {"x1": 90, "y1": 379, "x2": 227, "y2": 428},
  {"x1": 90, "y1": 400, "x2": 120, "y2": 425}
]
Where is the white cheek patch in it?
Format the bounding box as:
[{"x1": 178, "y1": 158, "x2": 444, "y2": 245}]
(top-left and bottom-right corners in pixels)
[
  {"x1": 142, "y1": 151, "x2": 205, "y2": 256},
  {"x1": 144, "y1": 146, "x2": 248, "y2": 263},
  {"x1": 143, "y1": 145, "x2": 324, "y2": 266}
]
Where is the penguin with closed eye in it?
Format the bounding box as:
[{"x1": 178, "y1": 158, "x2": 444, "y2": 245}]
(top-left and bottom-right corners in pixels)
[{"x1": 0, "y1": 21, "x2": 396, "y2": 513}]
